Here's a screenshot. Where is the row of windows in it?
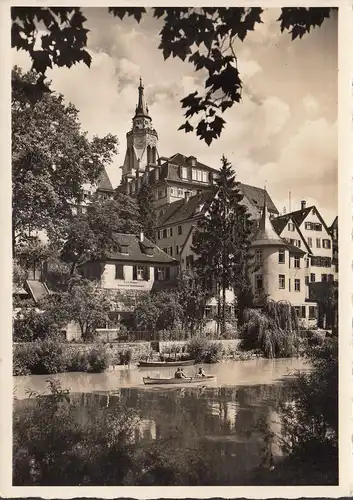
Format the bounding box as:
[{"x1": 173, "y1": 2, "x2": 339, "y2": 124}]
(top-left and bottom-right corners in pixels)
[
  {"x1": 310, "y1": 256, "x2": 332, "y2": 267},
  {"x1": 304, "y1": 222, "x2": 322, "y2": 231},
  {"x1": 294, "y1": 305, "x2": 317, "y2": 320},
  {"x1": 255, "y1": 250, "x2": 333, "y2": 269},
  {"x1": 307, "y1": 237, "x2": 331, "y2": 249},
  {"x1": 256, "y1": 275, "x2": 300, "y2": 292},
  {"x1": 306, "y1": 273, "x2": 334, "y2": 284},
  {"x1": 170, "y1": 187, "x2": 196, "y2": 199},
  {"x1": 114, "y1": 265, "x2": 171, "y2": 281},
  {"x1": 157, "y1": 225, "x2": 183, "y2": 240},
  {"x1": 255, "y1": 250, "x2": 301, "y2": 268}
]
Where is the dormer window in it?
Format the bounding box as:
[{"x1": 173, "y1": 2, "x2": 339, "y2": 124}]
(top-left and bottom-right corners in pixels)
[{"x1": 121, "y1": 245, "x2": 129, "y2": 255}]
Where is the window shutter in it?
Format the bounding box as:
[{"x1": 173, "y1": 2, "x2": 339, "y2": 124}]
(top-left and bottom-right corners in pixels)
[
  {"x1": 144, "y1": 266, "x2": 149, "y2": 281},
  {"x1": 166, "y1": 267, "x2": 170, "y2": 280},
  {"x1": 154, "y1": 267, "x2": 158, "y2": 280},
  {"x1": 133, "y1": 265, "x2": 137, "y2": 280}
]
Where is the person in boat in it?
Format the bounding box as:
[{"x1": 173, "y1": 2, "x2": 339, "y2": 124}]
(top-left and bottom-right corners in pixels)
[
  {"x1": 174, "y1": 368, "x2": 188, "y2": 379},
  {"x1": 197, "y1": 367, "x2": 206, "y2": 377}
]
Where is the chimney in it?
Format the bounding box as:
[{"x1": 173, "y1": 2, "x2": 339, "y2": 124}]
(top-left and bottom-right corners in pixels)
[
  {"x1": 184, "y1": 191, "x2": 191, "y2": 203},
  {"x1": 301, "y1": 200, "x2": 306, "y2": 210},
  {"x1": 140, "y1": 231, "x2": 144, "y2": 242}
]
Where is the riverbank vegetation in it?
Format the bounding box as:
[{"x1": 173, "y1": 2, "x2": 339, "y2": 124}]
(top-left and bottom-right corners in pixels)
[
  {"x1": 13, "y1": 332, "x2": 338, "y2": 485},
  {"x1": 13, "y1": 340, "x2": 152, "y2": 376}
]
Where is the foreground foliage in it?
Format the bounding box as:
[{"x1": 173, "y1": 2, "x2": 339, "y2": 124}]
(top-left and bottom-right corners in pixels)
[
  {"x1": 255, "y1": 337, "x2": 338, "y2": 485},
  {"x1": 12, "y1": 8, "x2": 334, "y2": 144}
]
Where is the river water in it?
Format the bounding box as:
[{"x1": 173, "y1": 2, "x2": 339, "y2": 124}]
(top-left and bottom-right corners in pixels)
[{"x1": 13, "y1": 358, "x2": 311, "y2": 485}]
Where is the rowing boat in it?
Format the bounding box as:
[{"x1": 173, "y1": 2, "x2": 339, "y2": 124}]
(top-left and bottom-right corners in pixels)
[
  {"x1": 143, "y1": 375, "x2": 216, "y2": 385},
  {"x1": 138, "y1": 359, "x2": 195, "y2": 368}
]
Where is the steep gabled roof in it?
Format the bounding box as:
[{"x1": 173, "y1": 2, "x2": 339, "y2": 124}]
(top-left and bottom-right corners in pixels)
[
  {"x1": 272, "y1": 214, "x2": 313, "y2": 255},
  {"x1": 157, "y1": 189, "x2": 214, "y2": 228},
  {"x1": 274, "y1": 205, "x2": 332, "y2": 236},
  {"x1": 97, "y1": 168, "x2": 114, "y2": 192},
  {"x1": 157, "y1": 198, "x2": 185, "y2": 226},
  {"x1": 82, "y1": 234, "x2": 177, "y2": 265},
  {"x1": 239, "y1": 183, "x2": 278, "y2": 215}
]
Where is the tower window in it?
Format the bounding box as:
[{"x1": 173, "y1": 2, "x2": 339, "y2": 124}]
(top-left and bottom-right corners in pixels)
[
  {"x1": 255, "y1": 250, "x2": 263, "y2": 266},
  {"x1": 278, "y1": 250, "x2": 285, "y2": 264},
  {"x1": 294, "y1": 279, "x2": 300, "y2": 291},
  {"x1": 255, "y1": 275, "x2": 263, "y2": 290},
  {"x1": 279, "y1": 274, "x2": 285, "y2": 289}
]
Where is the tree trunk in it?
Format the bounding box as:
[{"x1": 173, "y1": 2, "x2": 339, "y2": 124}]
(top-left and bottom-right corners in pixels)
[{"x1": 221, "y1": 276, "x2": 226, "y2": 337}]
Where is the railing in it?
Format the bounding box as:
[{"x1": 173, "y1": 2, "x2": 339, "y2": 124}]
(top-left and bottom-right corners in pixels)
[{"x1": 95, "y1": 329, "x2": 239, "y2": 343}]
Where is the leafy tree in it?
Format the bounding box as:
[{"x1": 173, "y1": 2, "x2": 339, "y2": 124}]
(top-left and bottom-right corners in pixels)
[
  {"x1": 192, "y1": 155, "x2": 253, "y2": 335},
  {"x1": 61, "y1": 195, "x2": 141, "y2": 275},
  {"x1": 12, "y1": 66, "x2": 118, "y2": 249},
  {"x1": 176, "y1": 270, "x2": 210, "y2": 333},
  {"x1": 240, "y1": 299, "x2": 299, "y2": 358},
  {"x1": 13, "y1": 260, "x2": 28, "y2": 293},
  {"x1": 135, "y1": 290, "x2": 183, "y2": 332},
  {"x1": 43, "y1": 277, "x2": 113, "y2": 340},
  {"x1": 136, "y1": 182, "x2": 156, "y2": 241},
  {"x1": 11, "y1": 7, "x2": 334, "y2": 144}
]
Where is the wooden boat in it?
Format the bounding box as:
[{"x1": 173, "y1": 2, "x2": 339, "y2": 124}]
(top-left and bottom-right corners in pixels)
[
  {"x1": 138, "y1": 359, "x2": 195, "y2": 368},
  {"x1": 143, "y1": 375, "x2": 216, "y2": 385}
]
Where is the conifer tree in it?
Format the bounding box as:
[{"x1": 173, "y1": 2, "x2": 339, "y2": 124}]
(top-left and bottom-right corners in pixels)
[
  {"x1": 137, "y1": 181, "x2": 156, "y2": 242},
  {"x1": 192, "y1": 155, "x2": 253, "y2": 335}
]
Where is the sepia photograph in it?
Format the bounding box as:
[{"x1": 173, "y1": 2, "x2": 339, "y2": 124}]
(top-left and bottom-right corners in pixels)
[{"x1": 8, "y1": 4, "x2": 342, "y2": 490}]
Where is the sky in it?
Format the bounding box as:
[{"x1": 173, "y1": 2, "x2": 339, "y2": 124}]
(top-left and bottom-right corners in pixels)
[{"x1": 12, "y1": 7, "x2": 338, "y2": 224}]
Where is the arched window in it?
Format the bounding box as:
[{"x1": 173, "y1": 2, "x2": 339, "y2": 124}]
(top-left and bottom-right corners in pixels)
[
  {"x1": 129, "y1": 147, "x2": 134, "y2": 168},
  {"x1": 147, "y1": 145, "x2": 152, "y2": 164},
  {"x1": 152, "y1": 147, "x2": 157, "y2": 164}
]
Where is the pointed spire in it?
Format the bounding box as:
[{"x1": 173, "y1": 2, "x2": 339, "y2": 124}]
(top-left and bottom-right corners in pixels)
[
  {"x1": 135, "y1": 77, "x2": 150, "y2": 118},
  {"x1": 252, "y1": 187, "x2": 287, "y2": 247}
]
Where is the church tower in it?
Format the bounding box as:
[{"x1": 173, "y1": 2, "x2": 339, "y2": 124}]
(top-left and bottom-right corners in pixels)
[{"x1": 121, "y1": 78, "x2": 159, "y2": 183}]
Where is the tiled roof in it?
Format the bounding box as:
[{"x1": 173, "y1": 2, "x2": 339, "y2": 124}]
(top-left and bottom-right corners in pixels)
[
  {"x1": 157, "y1": 198, "x2": 185, "y2": 226},
  {"x1": 156, "y1": 183, "x2": 277, "y2": 228},
  {"x1": 106, "y1": 234, "x2": 177, "y2": 264},
  {"x1": 97, "y1": 168, "x2": 113, "y2": 192},
  {"x1": 275, "y1": 206, "x2": 313, "y2": 228},
  {"x1": 168, "y1": 153, "x2": 218, "y2": 172},
  {"x1": 239, "y1": 183, "x2": 278, "y2": 214},
  {"x1": 271, "y1": 215, "x2": 290, "y2": 235},
  {"x1": 157, "y1": 189, "x2": 214, "y2": 228}
]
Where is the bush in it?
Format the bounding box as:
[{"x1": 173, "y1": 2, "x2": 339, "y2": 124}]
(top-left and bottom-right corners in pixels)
[
  {"x1": 117, "y1": 349, "x2": 133, "y2": 365},
  {"x1": 34, "y1": 338, "x2": 67, "y2": 374},
  {"x1": 87, "y1": 346, "x2": 110, "y2": 373},
  {"x1": 13, "y1": 339, "x2": 67, "y2": 375},
  {"x1": 187, "y1": 337, "x2": 223, "y2": 363},
  {"x1": 13, "y1": 343, "x2": 40, "y2": 376},
  {"x1": 66, "y1": 351, "x2": 91, "y2": 372}
]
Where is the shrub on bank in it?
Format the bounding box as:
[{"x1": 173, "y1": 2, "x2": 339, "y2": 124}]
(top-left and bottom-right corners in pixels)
[
  {"x1": 13, "y1": 340, "x2": 153, "y2": 375},
  {"x1": 187, "y1": 337, "x2": 223, "y2": 363},
  {"x1": 87, "y1": 346, "x2": 110, "y2": 373}
]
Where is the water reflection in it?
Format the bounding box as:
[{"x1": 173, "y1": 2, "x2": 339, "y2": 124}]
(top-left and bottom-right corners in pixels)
[
  {"x1": 13, "y1": 357, "x2": 310, "y2": 400},
  {"x1": 58, "y1": 382, "x2": 287, "y2": 477},
  {"x1": 14, "y1": 359, "x2": 311, "y2": 485}
]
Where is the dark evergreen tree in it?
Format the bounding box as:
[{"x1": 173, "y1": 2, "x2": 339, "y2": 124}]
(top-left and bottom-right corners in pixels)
[
  {"x1": 192, "y1": 155, "x2": 254, "y2": 335},
  {"x1": 136, "y1": 181, "x2": 156, "y2": 242}
]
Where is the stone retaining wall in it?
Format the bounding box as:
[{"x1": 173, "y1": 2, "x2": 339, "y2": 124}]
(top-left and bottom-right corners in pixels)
[{"x1": 158, "y1": 339, "x2": 241, "y2": 354}]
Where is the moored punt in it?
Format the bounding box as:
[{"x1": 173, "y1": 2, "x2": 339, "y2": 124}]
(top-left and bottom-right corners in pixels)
[
  {"x1": 143, "y1": 375, "x2": 216, "y2": 385},
  {"x1": 138, "y1": 359, "x2": 195, "y2": 368}
]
